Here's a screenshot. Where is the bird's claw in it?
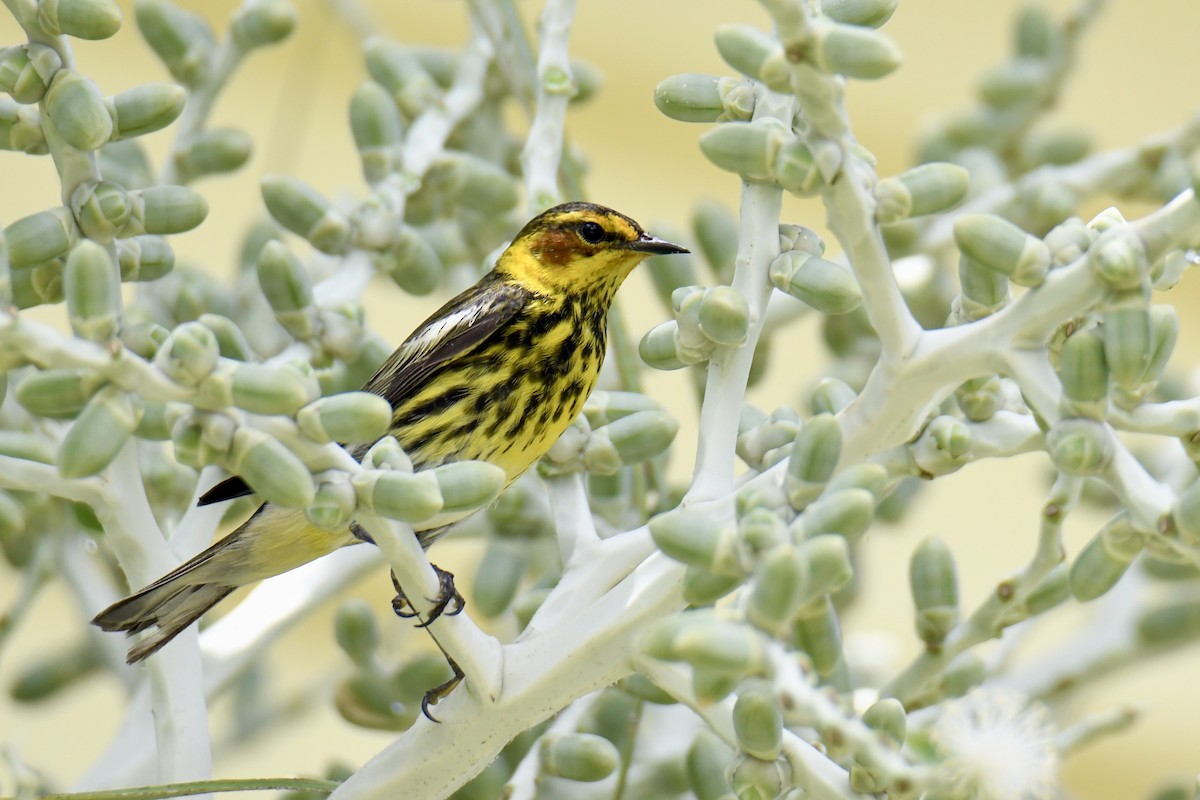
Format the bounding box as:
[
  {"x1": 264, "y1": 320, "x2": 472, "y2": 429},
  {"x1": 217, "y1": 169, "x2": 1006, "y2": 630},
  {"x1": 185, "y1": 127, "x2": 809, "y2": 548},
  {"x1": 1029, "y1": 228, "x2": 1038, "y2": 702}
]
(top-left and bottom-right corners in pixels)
[
  {"x1": 390, "y1": 564, "x2": 464, "y2": 627},
  {"x1": 420, "y1": 657, "x2": 464, "y2": 723}
]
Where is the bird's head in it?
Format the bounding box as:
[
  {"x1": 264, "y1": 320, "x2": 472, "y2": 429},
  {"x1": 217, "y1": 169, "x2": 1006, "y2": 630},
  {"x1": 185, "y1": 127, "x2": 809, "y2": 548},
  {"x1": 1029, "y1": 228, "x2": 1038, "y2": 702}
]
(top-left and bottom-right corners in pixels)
[{"x1": 497, "y1": 202, "x2": 688, "y2": 297}]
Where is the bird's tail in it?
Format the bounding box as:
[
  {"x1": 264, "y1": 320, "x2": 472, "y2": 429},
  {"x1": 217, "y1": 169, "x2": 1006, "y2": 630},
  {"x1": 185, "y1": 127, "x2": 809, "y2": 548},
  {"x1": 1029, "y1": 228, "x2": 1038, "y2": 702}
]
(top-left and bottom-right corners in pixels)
[
  {"x1": 92, "y1": 532, "x2": 241, "y2": 663},
  {"x1": 94, "y1": 504, "x2": 359, "y2": 662}
]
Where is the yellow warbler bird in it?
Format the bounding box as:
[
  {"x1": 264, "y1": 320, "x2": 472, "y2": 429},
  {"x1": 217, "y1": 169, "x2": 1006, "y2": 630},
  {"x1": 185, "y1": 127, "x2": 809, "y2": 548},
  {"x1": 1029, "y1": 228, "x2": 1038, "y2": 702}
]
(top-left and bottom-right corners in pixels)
[{"x1": 93, "y1": 202, "x2": 687, "y2": 663}]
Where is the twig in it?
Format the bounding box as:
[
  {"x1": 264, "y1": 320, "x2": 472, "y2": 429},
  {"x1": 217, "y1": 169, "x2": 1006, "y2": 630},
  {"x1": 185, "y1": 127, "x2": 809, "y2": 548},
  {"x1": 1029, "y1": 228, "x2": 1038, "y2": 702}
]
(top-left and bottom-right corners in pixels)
[
  {"x1": 686, "y1": 88, "x2": 788, "y2": 503},
  {"x1": 328, "y1": 554, "x2": 684, "y2": 798},
  {"x1": 881, "y1": 475, "x2": 1079, "y2": 705},
  {"x1": 158, "y1": 31, "x2": 244, "y2": 186},
  {"x1": 543, "y1": 472, "x2": 598, "y2": 567},
  {"x1": 919, "y1": 112, "x2": 1200, "y2": 256},
  {"x1": 519, "y1": 0, "x2": 575, "y2": 211},
  {"x1": 355, "y1": 512, "x2": 504, "y2": 704},
  {"x1": 15, "y1": 777, "x2": 340, "y2": 800},
  {"x1": 94, "y1": 444, "x2": 212, "y2": 790},
  {"x1": 504, "y1": 696, "x2": 592, "y2": 800},
  {"x1": 1054, "y1": 705, "x2": 1139, "y2": 756},
  {"x1": 400, "y1": 24, "x2": 495, "y2": 179},
  {"x1": 77, "y1": 548, "x2": 382, "y2": 791}
]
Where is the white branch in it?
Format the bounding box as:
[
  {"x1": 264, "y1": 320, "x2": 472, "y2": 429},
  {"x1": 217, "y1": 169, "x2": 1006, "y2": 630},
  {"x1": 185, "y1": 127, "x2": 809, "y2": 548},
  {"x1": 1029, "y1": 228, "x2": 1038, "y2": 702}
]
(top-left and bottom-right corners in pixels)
[
  {"x1": 402, "y1": 25, "x2": 495, "y2": 178},
  {"x1": 824, "y1": 154, "x2": 923, "y2": 359},
  {"x1": 519, "y1": 0, "x2": 576, "y2": 210},
  {"x1": 330, "y1": 554, "x2": 684, "y2": 799},
  {"x1": 919, "y1": 112, "x2": 1200, "y2": 256},
  {"x1": 687, "y1": 88, "x2": 790, "y2": 503},
  {"x1": 77, "y1": 546, "x2": 382, "y2": 790},
  {"x1": 158, "y1": 30, "x2": 245, "y2": 187},
  {"x1": 357, "y1": 512, "x2": 504, "y2": 703},
  {"x1": 504, "y1": 695, "x2": 592, "y2": 799},
  {"x1": 543, "y1": 471, "x2": 598, "y2": 566},
  {"x1": 92, "y1": 443, "x2": 212, "y2": 790}
]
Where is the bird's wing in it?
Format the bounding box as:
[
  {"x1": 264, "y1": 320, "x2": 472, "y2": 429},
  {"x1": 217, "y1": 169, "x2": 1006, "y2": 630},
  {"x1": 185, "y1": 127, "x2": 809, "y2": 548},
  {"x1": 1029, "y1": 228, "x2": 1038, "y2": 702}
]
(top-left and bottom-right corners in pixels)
[
  {"x1": 197, "y1": 278, "x2": 529, "y2": 508},
  {"x1": 361, "y1": 277, "x2": 529, "y2": 404}
]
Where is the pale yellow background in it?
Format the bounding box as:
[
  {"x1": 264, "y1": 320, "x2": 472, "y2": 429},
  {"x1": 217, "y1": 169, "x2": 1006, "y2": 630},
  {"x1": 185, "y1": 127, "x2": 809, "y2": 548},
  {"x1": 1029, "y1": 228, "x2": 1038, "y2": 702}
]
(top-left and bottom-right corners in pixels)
[{"x1": 2, "y1": 1, "x2": 1199, "y2": 798}]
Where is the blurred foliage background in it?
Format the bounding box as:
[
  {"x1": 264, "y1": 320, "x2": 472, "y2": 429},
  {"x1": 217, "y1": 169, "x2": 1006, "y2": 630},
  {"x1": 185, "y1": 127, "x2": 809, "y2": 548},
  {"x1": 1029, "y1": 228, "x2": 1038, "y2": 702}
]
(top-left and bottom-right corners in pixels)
[{"x1": 1, "y1": 1, "x2": 1199, "y2": 797}]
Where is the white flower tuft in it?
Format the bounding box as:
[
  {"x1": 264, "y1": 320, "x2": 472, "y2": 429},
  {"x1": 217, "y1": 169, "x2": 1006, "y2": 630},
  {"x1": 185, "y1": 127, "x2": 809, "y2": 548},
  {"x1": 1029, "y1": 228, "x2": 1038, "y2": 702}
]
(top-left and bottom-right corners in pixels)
[{"x1": 931, "y1": 686, "x2": 1059, "y2": 800}]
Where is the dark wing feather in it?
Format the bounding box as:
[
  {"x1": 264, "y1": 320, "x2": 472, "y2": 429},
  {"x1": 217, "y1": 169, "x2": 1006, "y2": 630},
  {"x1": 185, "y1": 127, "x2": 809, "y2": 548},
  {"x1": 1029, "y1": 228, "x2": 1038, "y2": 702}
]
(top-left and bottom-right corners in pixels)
[
  {"x1": 361, "y1": 277, "x2": 529, "y2": 406},
  {"x1": 197, "y1": 475, "x2": 254, "y2": 506},
  {"x1": 194, "y1": 276, "x2": 529, "y2": 507}
]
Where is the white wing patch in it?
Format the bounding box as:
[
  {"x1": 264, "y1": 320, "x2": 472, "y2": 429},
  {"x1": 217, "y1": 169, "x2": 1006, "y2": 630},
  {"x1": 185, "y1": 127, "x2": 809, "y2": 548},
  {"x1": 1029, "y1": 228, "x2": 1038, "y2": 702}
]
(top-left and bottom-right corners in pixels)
[{"x1": 393, "y1": 299, "x2": 495, "y2": 367}]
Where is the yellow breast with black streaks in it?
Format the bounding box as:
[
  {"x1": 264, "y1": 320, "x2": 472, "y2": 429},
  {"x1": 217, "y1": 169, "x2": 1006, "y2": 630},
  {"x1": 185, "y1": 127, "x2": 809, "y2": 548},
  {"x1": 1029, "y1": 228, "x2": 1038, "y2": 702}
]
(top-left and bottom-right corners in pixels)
[{"x1": 390, "y1": 292, "x2": 608, "y2": 483}]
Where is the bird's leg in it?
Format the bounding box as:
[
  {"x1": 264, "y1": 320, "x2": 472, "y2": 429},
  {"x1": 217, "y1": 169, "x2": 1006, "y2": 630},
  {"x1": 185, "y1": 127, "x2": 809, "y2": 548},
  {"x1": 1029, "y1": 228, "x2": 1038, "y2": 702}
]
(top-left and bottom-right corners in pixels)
[
  {"x1": 388, "y1": 567, "x2": 467, "y2": 722},
  {"x1": 389, "y1": 564, "x2": 465, "y2": 625}
]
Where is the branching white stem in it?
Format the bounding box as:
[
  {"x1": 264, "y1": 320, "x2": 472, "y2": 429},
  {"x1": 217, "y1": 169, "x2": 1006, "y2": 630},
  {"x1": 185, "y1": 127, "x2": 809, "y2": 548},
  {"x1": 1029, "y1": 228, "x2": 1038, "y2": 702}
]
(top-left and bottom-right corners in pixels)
[
  {"x1": 543, "y1": 472, "x2": 598, "y2": 566},
  {"x1": 1054, "y1": 705, "x2": 1140, "y2": 756},
  {"x1": 519, "y1": 0, "x2": 575, "y2": 211},
  {"x1": 158, "y1": 33, "x2": 245, "y2": 186},
  {"x1": 881, "y1": 475, "x2": 1079, "y2": 704},
  {"x1": 79, "y1": 547, "x2": 383, "y2": 789},
  {"x1": 329, "y1": 552, "x2": 683, "y2": 798},
  {"x1": 58, "y1": 537, "x2": 133, "y2": 676},
  {"x1": 356, "y1": 512, "x2": 503, "y2": 702},
  {"x1": 0, "y1": 310, "x2": 190, "y2": 402},
  {"x1": 1002, "y1": 571, "x2": 1146, "y2": 702},
  {"x1": 919, "y1": 111, "x2": 1200, "y2": 256},
  {"x1": 402, "y1": 25, "x2": 495, "y2": 179},
  {"x1": 687, "y1": 89, "x2": 789, "y2": 504},
  {"x1": 523, "y1": 523, "x2": 656, "y2": 633},
  {"x1": 0, "y1": 455, "x2": 104, "y2": 505},
  {"x1": 825, "y1": 153, "x2": 923, "y2": 359},
  {"x1": 92, "y1": 443, "x2": 212, "y2": 791},
  {"x1": 504, "y1": 695, "x2": 592, "y2": 800}
]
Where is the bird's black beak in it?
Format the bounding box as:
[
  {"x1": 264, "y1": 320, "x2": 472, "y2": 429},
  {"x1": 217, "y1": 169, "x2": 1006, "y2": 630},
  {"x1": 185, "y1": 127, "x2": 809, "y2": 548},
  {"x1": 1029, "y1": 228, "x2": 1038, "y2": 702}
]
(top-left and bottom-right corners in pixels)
[{"x1": 627, "y1": 233, "x2": 689, "y2": 255}]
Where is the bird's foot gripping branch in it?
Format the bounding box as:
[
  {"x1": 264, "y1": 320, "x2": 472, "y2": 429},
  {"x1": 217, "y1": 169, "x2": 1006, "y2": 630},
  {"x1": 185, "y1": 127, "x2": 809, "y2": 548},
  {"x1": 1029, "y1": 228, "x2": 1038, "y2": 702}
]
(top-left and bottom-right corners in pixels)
[{"x1": 4, "y1": 1, "x2": 1200, "y2": 800}]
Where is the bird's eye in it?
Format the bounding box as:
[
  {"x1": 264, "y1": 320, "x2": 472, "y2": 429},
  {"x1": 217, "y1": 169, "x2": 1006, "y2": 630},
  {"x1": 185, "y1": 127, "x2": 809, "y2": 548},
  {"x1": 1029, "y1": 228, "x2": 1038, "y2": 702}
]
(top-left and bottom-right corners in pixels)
[{"x1": 578, "y1": 221, "x2": 604, "y2": 244}]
